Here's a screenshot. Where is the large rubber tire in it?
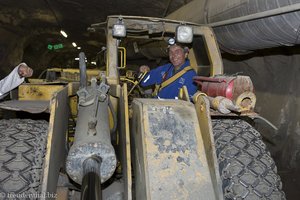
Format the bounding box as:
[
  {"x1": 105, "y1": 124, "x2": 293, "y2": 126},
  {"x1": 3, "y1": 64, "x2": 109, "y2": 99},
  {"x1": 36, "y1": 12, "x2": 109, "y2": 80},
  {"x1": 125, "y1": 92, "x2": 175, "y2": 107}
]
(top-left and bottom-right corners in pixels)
[
  {"x1": 212, "y1": 119, "x2": 285, "y2": 200},
  {"x1": 0, "y1": 119, "x2": 48, "y2": 198}
]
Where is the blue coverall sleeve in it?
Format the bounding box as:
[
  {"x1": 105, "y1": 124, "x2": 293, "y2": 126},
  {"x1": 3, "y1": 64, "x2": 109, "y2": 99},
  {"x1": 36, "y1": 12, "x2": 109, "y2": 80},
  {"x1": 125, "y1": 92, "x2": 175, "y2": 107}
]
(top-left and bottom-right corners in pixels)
[
  {"x1": 0, "y1": 65, "x2": 24, "y2": 99},
  {"x1": 140, "y1": 65, "x2": 164, "y2": 87}
]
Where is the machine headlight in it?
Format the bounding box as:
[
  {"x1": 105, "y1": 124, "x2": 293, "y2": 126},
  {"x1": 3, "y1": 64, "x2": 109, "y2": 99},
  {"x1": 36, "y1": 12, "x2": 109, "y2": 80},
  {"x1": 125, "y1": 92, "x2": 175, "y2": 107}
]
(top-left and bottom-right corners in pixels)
[
  {"x1": 176, "y1": 25, "x2": 193, "y2": 43},
  {"x1": 112, "y1": 24, "x2": 126, "y2": 38}
]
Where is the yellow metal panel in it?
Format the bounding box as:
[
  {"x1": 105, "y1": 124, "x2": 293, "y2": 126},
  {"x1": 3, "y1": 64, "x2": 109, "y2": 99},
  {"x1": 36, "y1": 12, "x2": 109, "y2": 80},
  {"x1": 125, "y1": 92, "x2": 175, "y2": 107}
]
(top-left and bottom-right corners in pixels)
[
  {"x1": 193, "y1": 26, "x2": 224, "y2": 75},
  {"x1": 132, "y1": 99, "x2": 218, "y2": 200},
  {"x1": 28, "y1": 78, "x2": 47, "y2": 84},
  {"x1": 67, "y1": 82, "x2": 80, "y2": 96},
  {"x1": 62, "y1": 68, "x2": 101, "y2": 75},
  {"x1": 108, "y1": 106, "x2": 114, "y2": 133},
  {"x1": 18, "y1": 85, "x2": 64, "y2": 100},
  {"x1": 119, "y1": 83, "x2": 132, "y2": 200},
  {"x1": 193, "y1": 93, "x2": 224, "y2": 200},
  {"x1": 48, "y1": 68, "x2": 63, "y2": 72},
  {"x1": 40, "y1": 86, "x2": 69, "y2": 196},
  {"x1": 178, "y1": 85, "x2": 190, "y2": 102},
  {"x1": 188, "y1": 48, "x2": 198, "y2": 72},
  {"x1": 60, "y1": 69, "x2": 103, "y2": 82},
  {"x1": 69, "y1": 96, "x2": 78, "y2": 117}
]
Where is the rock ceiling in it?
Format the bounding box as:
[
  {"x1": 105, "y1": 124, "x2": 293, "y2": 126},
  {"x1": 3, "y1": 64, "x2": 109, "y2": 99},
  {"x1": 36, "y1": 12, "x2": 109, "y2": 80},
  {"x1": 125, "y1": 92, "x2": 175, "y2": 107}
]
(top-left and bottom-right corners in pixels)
[{"x1": 0, "y1": 0, "x2": 191, "y2": 71}]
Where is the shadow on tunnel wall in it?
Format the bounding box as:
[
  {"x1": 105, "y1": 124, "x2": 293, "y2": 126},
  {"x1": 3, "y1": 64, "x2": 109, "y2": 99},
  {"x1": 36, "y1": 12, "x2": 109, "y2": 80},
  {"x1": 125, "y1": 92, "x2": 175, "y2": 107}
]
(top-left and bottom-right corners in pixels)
[{"x1": 222, "y1": 46, "x2": 300, "y2": 200}]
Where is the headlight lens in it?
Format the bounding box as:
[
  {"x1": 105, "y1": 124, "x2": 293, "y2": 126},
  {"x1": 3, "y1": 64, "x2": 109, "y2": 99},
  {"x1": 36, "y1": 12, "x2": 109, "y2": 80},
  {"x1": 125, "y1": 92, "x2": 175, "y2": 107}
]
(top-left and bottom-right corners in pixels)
[
  {"x1": 176, "y1": 25, "x2": 193, "y2": 43},
  {"x1": 112, "y1": 24, "x2": 126, "y2": 38}
]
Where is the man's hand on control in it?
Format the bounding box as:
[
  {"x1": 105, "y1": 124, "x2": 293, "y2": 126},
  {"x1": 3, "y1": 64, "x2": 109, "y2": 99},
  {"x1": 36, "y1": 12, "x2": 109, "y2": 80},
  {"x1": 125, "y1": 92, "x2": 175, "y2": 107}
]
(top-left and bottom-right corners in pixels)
[
  {"x1": 139, "y1": 65, "x2": 150, "y2": 73},
  {"x1": 18, "y1": 63, "x2": 33, "y2": 78}
]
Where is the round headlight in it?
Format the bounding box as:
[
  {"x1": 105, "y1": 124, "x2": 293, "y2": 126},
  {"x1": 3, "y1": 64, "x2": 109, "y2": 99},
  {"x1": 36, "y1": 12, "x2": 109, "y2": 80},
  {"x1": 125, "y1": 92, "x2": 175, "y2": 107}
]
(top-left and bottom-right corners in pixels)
[{"x1": 168, "y1": 37, "x2": 176, "y2": 45}]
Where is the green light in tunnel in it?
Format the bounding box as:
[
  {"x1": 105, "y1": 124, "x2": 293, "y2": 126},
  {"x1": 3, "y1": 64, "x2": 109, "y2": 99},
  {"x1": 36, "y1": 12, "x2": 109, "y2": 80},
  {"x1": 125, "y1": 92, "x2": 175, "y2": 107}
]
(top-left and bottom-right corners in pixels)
[
  {"x1": 54, "y1": 43, "x2": 63, "y2": 49},
  {"x1": 48, "y1": 43, "x2": 63, "y2": 50}
]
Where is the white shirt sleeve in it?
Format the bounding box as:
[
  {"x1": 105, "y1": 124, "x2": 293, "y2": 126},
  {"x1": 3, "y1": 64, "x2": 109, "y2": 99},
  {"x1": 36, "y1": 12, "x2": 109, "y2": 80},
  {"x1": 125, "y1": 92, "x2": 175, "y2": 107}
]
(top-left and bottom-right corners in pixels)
[{"x1": 0, "y1": 65, "x2": 25, "y2": 99}]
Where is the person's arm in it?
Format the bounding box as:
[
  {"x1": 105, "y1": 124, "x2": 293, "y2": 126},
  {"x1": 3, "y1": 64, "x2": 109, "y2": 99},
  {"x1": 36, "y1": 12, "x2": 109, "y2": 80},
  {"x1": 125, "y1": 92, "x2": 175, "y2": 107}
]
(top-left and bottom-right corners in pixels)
[
  {"x1": 140, "y1": 65, "x2": 166, "y2": 87},
  {"x1": 0, "y1": 63, "x2": 33, "y2": 99}
]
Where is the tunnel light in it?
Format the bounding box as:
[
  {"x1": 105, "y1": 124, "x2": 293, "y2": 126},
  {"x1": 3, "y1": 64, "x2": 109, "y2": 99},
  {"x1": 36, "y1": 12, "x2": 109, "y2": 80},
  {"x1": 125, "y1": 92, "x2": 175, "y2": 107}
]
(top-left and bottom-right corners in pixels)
[
  {"x1": 72, "y1": 42, "x2": 77, "y2": 47},
  {"x1": 60, "y1": 30, "x2": 68, "y2": 38},
  {"x1": 91, "y1": 61, "x2": 97, "y2": 65},
  {"x1": 77, "y1": 47, "x2": 81, "y2": 50},
  {"x1": 75, "y1": 57, "x2": 87, "y2": 62},
  {"x1": 176, "y1": 25, "x2": 193, "y2": 43}
]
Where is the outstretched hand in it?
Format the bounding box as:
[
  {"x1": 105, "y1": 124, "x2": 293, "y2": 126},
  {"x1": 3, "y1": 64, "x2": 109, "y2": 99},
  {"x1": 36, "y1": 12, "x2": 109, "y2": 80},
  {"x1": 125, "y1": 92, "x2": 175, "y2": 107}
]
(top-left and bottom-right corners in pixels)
[{"x1": 18, "y1": 63, "x2": 33, "y2": 78}]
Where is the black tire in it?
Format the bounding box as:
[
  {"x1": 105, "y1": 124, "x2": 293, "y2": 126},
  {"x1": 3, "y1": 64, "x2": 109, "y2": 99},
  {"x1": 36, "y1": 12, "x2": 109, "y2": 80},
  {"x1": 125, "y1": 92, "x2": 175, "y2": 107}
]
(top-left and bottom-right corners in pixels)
[
  {"x1": 212, "y1": 119, "x2": 285, "y2": 200},
  {"x1": 0, "y1": 119, "x2": 48, "y2": 198}
]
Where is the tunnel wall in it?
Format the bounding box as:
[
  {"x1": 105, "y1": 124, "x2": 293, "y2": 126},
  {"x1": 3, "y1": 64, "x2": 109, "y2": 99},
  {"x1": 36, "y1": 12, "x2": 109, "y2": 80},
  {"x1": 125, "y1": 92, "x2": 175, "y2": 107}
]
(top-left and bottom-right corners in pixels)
[
  {"x1": 0, "y1": 29, "x2": 75, "y2": 78},
  {"x1": 0, "y1": 28, "x2": 26, "y2": 75},
  {"x1": 222, "y1": 48, "x2": 300, "y2": 199}
]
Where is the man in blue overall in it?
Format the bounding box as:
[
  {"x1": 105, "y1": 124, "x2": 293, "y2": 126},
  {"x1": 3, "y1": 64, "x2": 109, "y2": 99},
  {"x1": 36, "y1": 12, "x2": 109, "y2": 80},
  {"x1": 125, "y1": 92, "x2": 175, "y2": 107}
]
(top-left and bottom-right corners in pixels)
[{"x1": 139, "y1": 43, "x2": 197, "y2": 99}]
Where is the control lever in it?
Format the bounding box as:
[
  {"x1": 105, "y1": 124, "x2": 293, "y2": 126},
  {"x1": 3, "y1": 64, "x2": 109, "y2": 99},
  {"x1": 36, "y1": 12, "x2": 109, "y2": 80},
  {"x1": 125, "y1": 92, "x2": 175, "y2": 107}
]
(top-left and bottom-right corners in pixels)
[{"x1": 127, "y1": 72, "x2": 147, "y2": 96}]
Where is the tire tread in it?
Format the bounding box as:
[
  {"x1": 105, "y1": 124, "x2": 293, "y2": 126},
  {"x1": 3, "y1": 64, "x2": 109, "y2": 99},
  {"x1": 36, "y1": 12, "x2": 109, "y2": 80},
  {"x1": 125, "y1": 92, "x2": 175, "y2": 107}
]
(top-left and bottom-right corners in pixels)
[
  {"x1": 0, "y1": 119, "x2": 48, "y2": 198},
  {"x1": 212, "y1": 119, "x2": 285, "y2": 200}
]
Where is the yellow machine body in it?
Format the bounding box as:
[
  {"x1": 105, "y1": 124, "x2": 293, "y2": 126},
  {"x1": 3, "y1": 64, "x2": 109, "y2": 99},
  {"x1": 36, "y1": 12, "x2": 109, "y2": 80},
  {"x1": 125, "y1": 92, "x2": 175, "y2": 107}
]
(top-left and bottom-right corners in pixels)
[{"x1": 0, "y1": 16, "x2": 227, "y2": 200}]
